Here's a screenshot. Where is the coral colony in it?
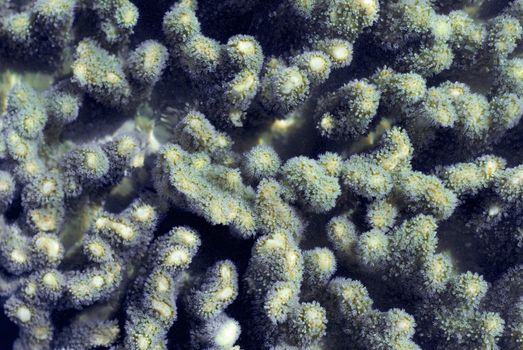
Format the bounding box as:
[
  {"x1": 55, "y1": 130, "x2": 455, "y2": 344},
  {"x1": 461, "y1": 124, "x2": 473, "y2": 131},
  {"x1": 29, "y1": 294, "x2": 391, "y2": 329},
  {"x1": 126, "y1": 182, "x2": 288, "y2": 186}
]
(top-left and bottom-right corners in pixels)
[{"x1": 1, "y1": 0, "x2": 523, "y2": 349}]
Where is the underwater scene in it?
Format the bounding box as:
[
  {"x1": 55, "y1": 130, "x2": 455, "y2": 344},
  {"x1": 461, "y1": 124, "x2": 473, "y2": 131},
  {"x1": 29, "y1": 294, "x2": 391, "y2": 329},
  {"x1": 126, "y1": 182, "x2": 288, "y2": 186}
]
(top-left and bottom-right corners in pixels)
[{"x1": 0, "y1": 0, "x2": 523, "y2": 349}]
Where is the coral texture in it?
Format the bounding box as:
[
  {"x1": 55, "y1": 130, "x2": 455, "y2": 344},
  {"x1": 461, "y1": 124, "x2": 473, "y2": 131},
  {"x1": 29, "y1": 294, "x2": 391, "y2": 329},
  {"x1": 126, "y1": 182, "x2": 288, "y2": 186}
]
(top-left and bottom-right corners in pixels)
[{"x1": 0, "y1": 0, "x2": 523, "y2": 349}]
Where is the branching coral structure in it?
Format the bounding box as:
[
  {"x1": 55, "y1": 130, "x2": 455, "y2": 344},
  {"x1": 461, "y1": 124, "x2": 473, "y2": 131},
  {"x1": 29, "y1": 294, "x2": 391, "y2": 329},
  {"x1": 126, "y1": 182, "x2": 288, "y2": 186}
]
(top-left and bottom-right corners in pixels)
[{"x1": 0, "y1": 0, "x2": 523, "y2": 349}]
